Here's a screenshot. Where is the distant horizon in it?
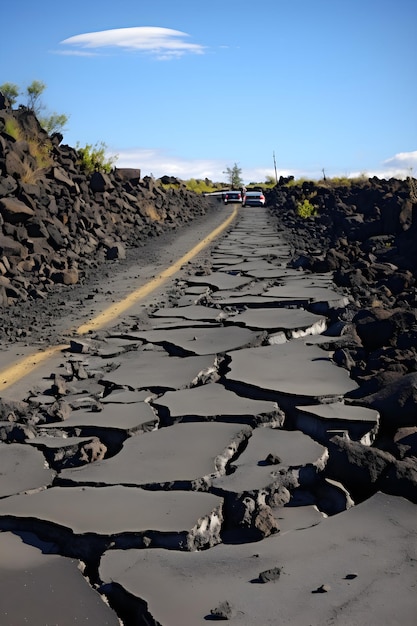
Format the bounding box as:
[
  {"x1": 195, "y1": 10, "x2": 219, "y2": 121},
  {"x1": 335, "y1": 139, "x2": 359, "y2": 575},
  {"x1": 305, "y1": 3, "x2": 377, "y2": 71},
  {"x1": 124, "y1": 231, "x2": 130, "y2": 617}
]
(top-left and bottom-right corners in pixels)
[
  {"x1": 3, "y1": 98, "x2": 415, "y2": 185},
  {"x1": 111, "y1": 165, "x2": 415, "y2": 184}
]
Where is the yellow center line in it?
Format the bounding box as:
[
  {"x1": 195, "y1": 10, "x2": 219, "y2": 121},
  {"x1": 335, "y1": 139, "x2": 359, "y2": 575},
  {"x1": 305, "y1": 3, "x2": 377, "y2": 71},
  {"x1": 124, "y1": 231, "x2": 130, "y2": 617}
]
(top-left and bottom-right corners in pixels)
[
  {"x1": 76, "y1": 205, "x2": 238, "y2": 334},
  {"x1": 0, "y1": 206, "x2": 238, "y2": 392},
  {"x1": 0, "y1": 345, "x2": 69, "y2": 392}
]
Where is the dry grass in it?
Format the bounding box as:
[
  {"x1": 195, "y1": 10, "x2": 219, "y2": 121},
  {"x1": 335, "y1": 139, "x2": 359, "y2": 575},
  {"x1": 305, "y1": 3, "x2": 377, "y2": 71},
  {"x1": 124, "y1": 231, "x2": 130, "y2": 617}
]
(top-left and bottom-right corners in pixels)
[
  {"x1": 4, "y1": 117, "x2": 21, "y2": 140},
  {"x1": 27, "y1": 138, "x2": 52, "y2": 169},
  {"x1": 5, "y1": 116, "x2": 52, "y2": 176},
  {"x1": 20, "y1": 159, "x2": 47, "y2": 184}
]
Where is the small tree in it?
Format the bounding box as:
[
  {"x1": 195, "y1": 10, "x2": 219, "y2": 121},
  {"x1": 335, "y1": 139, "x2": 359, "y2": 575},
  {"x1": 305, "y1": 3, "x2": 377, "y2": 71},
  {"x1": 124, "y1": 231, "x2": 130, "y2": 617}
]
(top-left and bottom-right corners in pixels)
[
  {"x1": 0, "y1": 82, "x2": 19, "y2": 106},
  {"x1": 1, "y1": 80, "x2": 68, "y2": 136},
  {"x1": 224, "y1": 162, "x2": 243, "y2": 189},
  {"x1": 39, "y1": 112, "x2": 69, "y2": 135},
  {"x1": 26, "y1": 81, "x2": 68, "y2": 135},
  {"x1": 26, "y1": 80, "x2": 47, "y2": 114}
]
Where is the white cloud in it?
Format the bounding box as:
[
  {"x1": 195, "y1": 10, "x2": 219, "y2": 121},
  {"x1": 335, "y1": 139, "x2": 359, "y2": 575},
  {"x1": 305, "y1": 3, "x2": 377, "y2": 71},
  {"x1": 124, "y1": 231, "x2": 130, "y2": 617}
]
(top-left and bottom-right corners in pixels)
[
  {"x1": 113, "y1": 148, "x2": 302, "y2": 183},
  {"x1": 382, "y1": 150, "x2": 417, "y2": 174},
  {"x1": 112, "y1": 148, "x2": 224, "y2": 180},
  {"x1": 60, "y1": 26, "x2": 205, "y2": 59},
  {"x1": 111, "y1": 148, "x2": 417, "y2": 184}
]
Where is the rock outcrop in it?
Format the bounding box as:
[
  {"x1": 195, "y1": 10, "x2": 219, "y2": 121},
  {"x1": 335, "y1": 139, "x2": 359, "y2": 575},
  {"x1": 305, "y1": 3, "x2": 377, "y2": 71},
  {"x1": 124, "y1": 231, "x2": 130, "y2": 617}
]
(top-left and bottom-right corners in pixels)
[
  {"x1": 267, "y1": 178, "x2": 417, "y2": 445},
  {"x1": 0, "y1": 95, "x2": 208, "y2": 308}
]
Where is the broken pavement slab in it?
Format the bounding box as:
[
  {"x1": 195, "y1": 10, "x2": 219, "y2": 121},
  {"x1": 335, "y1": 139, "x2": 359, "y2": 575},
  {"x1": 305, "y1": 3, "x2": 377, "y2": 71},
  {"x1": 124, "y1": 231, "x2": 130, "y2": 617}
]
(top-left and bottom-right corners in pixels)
[
  {"x1": 0, "y1": 486, "x2": 224, "y2": 552},
  {"x1": 101, "y1": 389, "x2": 154, "y2": 404},
  {"x1": 226, "y1": 340, "x2": 358, "y2": 401},
  {"x1": 41, "y1": 400, "x2": 158, "y2": 437},
  {"x1": 0, "y1": 443, "x2": 55, "y2": 497},
  {"x1": 184, "y1": 273, "x2": 253, "y2": 291},
  {"x1": 101, "y1": 350, "x2": 217, "y2": 391},
  {"x1": 0, "y1": 532, "x2": 120, "y2": 625},
  {"x1": 264, "y1": 282, "x2": 350, "y2": 310},
  {"x1": 151, "y1": 304, "x2": 228, "y2": 322},
  {"x1": 113, "y1": 325, "x2": 265, "y2": 356},
  {"x1": 98, "y1": 493, "x2": 417, "y2": 626},
  {"x1": 273, "y1": 503, "x2": 326, "y2": 532},
  {"x1": 293, "y1": 401, "x2": 380, "y2": 444},
  {"x1": 232, "y1": 306, "x2": 327, "y2": 336},
  {"x1": 57, "y1": 422, "x2": 252, "y2": 489},
  {"x1": 151, "y1": 382, "x2": 283, "y2": 426},
  {"x1": 212, "y1": 427, "x2": 328, "y2": 494}
]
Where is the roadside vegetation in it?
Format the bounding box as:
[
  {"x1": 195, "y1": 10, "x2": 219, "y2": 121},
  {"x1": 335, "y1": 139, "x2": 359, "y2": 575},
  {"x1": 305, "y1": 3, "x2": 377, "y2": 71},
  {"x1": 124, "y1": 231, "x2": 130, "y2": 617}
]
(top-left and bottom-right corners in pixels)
[
  {"x1": 296, "y1": 198, "x2": 318, "y2": 218},
  {"x1": 223, "y1": 163, "x2": 243, "y2": 189},
  {"x1": 185, "y1": 178, "x2": 222, "y2": 194},
  {"x1": 0, "y1": 80, "x2": 118, "y2": 175},
  {"x1": 76, "y1": 141, "x2": 118, "y2": 174},
  {"x1": 3, "y1": 109, "x2": 54, "y2": 183},
  {"x1": 1, "y1": 80, "x2": 69, "y2": 136},
  {"x1": 279, "y1": 174, "x2": 373, "y2": 218},
  {"x1": 282, "y1": 173, "x2": 370, "y2": 189}
]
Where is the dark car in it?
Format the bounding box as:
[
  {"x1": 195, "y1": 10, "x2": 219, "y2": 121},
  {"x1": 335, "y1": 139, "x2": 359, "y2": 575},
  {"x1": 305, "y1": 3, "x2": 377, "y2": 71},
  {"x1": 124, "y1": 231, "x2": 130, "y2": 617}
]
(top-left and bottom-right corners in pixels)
[
  {"x1": 223, "y1": 190, "x2": 243, "y2": 204},
  {"x1": 242, "y1": 191, "x2": 265, "y2": 206}
]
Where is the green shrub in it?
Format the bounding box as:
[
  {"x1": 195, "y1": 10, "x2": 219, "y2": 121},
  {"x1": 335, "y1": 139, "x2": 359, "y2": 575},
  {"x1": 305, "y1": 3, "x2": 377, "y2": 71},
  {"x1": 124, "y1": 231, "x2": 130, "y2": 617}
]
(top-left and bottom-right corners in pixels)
[
  {"x1": 159, "y1": 182, "x2": 180, "y2": 191},
  {"x1": 185, "y1": 178, "x2": 217, "y2": 194},
  {"x1": 296, "y1": 198, "x2": 317, "y2": 218},
  {"x1": 76, "y1": 141, "x2": 118, "y2": 174}
]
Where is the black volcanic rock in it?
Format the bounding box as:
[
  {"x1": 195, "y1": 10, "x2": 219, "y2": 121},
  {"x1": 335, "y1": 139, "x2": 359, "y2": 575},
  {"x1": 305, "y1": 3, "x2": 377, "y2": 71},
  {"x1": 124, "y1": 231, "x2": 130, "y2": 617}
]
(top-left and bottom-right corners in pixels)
[{"x1": 0, "y1": 95, "x2": 209, "y2": 308}]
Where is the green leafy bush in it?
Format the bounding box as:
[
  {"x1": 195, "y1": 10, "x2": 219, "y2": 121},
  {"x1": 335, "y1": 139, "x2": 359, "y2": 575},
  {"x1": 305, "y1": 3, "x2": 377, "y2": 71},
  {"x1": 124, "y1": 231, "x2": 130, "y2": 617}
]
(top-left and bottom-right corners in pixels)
[
  {"x1": 185, "y1": 178, "x2": 217, "y2": 193},
  {"x1": 76, "y1": 141, "x2": 118, "y2": 174},
  {"x1": 296, "y1": 198, "x2": 317, "y2": 218}
]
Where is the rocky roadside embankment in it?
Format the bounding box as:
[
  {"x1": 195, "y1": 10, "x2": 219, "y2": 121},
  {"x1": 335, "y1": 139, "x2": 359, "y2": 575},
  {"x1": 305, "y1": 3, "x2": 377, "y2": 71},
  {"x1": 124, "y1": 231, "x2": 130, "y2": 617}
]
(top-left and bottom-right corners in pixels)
[
  {"x1": 0, "y1": 93, "x2": 210, "y2": 330},
  {"x1": 266, "y1": 178, "x2": 417, "y2": 497}
]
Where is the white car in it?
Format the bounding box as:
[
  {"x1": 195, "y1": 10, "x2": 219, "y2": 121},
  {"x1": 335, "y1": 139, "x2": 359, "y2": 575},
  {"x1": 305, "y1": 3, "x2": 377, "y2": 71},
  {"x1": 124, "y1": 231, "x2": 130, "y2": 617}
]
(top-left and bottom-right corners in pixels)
[
  {"x1": 223, "y1": 190, "x2": 243, "y2": 204},
  {"x1": 243, "y1": 191, "x2": 265, "y2": 206}
]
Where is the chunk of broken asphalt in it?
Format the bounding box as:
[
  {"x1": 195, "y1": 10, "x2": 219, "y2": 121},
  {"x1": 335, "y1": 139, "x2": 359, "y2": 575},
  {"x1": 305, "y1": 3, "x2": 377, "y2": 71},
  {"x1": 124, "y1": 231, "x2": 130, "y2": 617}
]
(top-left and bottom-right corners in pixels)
[
  {"x1": 210, "y1": 600, "x2": 236, "y2": 620},
  {"x1": 259, "y1": 566, "x2": 282, "y2": 583}
]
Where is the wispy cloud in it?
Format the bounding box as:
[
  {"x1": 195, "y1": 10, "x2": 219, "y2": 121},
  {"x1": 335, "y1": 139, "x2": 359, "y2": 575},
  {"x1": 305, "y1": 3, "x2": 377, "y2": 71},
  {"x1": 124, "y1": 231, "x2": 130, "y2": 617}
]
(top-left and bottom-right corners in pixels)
[
  {"x1": 54, "y1": 49, "x2": 99, "y2": 57},
  {"x1": 59, "y1": 26, "x2": 206, "y2": 60}
]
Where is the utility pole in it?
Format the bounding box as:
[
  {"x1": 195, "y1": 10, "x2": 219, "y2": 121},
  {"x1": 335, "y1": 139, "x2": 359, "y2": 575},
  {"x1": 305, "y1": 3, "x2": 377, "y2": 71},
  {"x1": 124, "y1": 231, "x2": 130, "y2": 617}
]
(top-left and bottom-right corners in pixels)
[{"x1": 273, "y1": 151, "x2": 278, "y2": 184}]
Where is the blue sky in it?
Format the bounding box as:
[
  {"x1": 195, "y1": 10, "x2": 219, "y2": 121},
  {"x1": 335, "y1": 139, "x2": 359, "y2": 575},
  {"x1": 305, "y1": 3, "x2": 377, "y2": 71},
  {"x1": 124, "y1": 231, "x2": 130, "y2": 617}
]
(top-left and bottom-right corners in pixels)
[{"x1": 3, "y1": 0, "x2": 416, "y2": 183}]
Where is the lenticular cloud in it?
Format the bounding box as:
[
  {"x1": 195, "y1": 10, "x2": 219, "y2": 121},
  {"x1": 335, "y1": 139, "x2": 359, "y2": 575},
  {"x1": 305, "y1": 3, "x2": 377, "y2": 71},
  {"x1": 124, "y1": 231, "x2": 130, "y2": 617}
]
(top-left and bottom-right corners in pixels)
[{"x1": 60, "y1": 26, "x2": 205, "y2": 59}]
